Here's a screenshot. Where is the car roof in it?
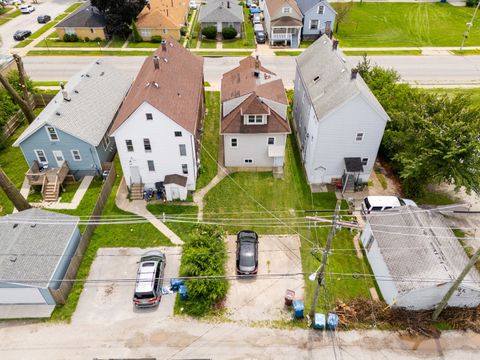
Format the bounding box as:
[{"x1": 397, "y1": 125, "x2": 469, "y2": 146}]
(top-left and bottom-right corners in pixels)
[
  {"x1": 135, "y1": 260, "x2": 158, "y2": 293},
  {"x1": 365, "y1": 196, "x2": 402, "y2": 207}
]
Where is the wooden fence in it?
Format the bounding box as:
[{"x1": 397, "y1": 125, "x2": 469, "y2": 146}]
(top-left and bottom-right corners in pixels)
[{"x1": 49, "y1": 164, "x2": 117, "y2": 304}]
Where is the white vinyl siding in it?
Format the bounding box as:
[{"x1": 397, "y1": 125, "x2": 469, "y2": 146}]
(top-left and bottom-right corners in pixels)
[
  {"x1": 231, "y1": 138, "x2": 238, "y2": 147},
  {"x1": 355, "y1": 132, "x2": 364, "y2": 142}
]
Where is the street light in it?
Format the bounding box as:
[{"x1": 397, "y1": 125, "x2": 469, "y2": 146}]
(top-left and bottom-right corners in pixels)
[{"x1": 460, "y1": 2, "x2": 480, "y2": 50}]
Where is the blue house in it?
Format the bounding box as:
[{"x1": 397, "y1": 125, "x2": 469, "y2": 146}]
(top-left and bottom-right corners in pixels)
[
  {"x1": 296, "y1": 0, "x2": 336, "y2": 40},
  {"x1": 13, "y1": 60, "x2": 131, "y2": 200},
  {"x1": 0, "y1": 209, "x2": 81, "y2": 319}
]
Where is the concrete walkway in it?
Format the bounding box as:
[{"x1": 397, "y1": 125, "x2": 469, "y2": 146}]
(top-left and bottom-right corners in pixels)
[
  {"x1": 183, "y1": 9, "x2": 197, "y2": 48},
  {"x1": 115, "y1": 178, "x2": 183, "y2": 245},
  {"x1": 193, "y1": 170, "x2": 229, "y2": 221}
]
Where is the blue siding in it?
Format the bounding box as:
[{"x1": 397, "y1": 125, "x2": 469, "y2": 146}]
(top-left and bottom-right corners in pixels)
[
  {"x1": 95, "y1": 136, "x2": 116, "y2": 164},
  {"x1": 18, "y1": 125, "x2": 103, "y2": 177},
  {"x1": 302, "y1": 1, "x2": 336, "y2": 38}
]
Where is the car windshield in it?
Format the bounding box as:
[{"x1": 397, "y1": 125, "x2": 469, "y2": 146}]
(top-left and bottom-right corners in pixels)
[
  {"x1": 240, "y1": 243, "x2": 255, "y2": 267},
  {"x1": 398, "y1": 197, "x2": 406, "y2": 206},
  {"x1": 134, "y1": 291, "x2": 154, "y2": 299},
  {"x1": 364, "y1": 198, "x2": 371, "y2": 209}
]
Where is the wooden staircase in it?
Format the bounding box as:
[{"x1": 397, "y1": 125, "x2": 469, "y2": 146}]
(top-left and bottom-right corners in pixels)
[
  {"x1": 43, "y1": 182, "x2": 59, "y2": 202},
  {"x1": 130, "y1": 183, "x2": 144, "y2": 200}
]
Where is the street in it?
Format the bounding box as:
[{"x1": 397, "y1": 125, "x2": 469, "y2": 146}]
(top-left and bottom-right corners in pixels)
[
  {"x1": 0, "y1": 0, "x2": 77, "y2": 51},
  {"x1": 23, "y1": 54, "x2": 480, "y2": 88}
]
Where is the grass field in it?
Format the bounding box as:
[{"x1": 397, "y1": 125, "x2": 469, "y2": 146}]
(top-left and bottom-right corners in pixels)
[
  {"x1": 274, "y1": 51, "x2": 302, "y2": 56},
  {"x1": 35, "y1": 39, "x2": 108, "y2": 48},
  {"x1": 421, "y1": 87, "x2": 480, "y2": 107},
  {"x1": 222, "y1": 6, "x2": 256, "y2": 49},
  {"x1": 127, "y1": 41, "x2": 162, "y2": 48},
  {"x1": 200, "y1": 39, "x2": 217, "y2": 49},
  {"x1": 451, "y1": 49, "x2": 480, "y2": 55},
  {"x1": 332, "y1": 3, "x2": 480, "y2": 47},
  {"x1": 343, "y1": 50, "x2": 422, "y2": 56},
  {"x1": 27, "y1": 50, "x2": 154, "y2": 56}
]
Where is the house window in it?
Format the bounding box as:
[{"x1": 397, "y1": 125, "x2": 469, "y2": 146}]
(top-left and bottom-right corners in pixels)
[
  {"x1": 90, "y1": 28, "x2": 95, "y2": 33},
  {"x1": 140, "y1": 29, "x2": 151, "y2": 37},
  {"x1": 174, "y1": 131, "x2": 182, "y2": 137},
  {"x1": 244, "y1": 159, "x2": 253, "y2": 164},
  {"x1": 268, "y1": 137, "x2": 275, "y2": 145},
  {"x1": 361, "y1": 158, "x2": 368, "y2": 166},
  {"x1": 179, "y1": 144, "x2": 186, "y2": 156},
  {"x1": 102, "y1": 134, "x2": 110, "y2": 150},
  {"x1": 355, "y1": 132, "x2": 364, "y2": 142},
  {"x1": 365, "y1": 235, "x2": 374, "y2": 252},
  {"x1": 126, "y1": 139, "x2": 134, "y2": 152},
  {"x1": 146, "y1": 113, "x2": 153, "y2": 120},
  {"x1": 246, "y1": 115, "x2": 264, "y2": 124},
  {"x1": 318, "y1": 5, "x2": 325, "y2": 14},
  {"x1": 310, "y1": 19, "x2": 319, "y2": 30},
  {"x1": 147, "y1": 160, "x2": 155, "y2": 172},
  {"x1": 163, "y1": 29, "x2": 168, "y2": 34},
  {"x1": 231, "y1": 138, "x2": 238, "y2": 147},
  {"x1": 65, "y1": 27, "x2": 76, "y2": 35},
  {"x1": 182, "y1": 164, "x2": 188, "y2": 174},
  {"x1": 144, "y1": 138, "x2": 152, "y2": 152},
  {"x1": 282, "y1": 7, "x2": 291, "y2": 13},
  {"x1": 46, "y1": 126, "x2": 59, "y2": 141},
  {"x1": 35, "y1": 149, "x2": 47, "y2": 164},
  {"x1": 71, "y1": 150, "x2": 82, "y2": 161}
]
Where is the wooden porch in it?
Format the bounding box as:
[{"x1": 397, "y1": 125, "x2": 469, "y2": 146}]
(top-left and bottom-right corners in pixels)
[{"x1": 25, "y1": 160, "x2": 70, "y2": 202}]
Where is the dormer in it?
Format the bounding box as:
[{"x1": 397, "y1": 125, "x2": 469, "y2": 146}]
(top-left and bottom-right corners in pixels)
[{"x1": 241, "y1": 104, "x2": 270, "y2": 125}]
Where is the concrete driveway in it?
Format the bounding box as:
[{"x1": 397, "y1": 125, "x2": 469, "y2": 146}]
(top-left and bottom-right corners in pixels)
[
  {"x1": 72, "y1": 247, "x2": 180, "y2": 324},
  {"x1": 1, "y1": 0, "x2": 77, "y2": 51},
  {"x1": 225, "y1": 234, "x2": 304, "y2": 321}
]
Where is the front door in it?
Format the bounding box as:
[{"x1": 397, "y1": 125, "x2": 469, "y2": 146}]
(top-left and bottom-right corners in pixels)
[
  {"x1": 325, "y1": 21, "x2": 331, "y2": 34},
  {"x1": 52, "y1": 150, "x2": 65, "y2": 167},
  {"x1": 130, "y1": 166, "x2": 141, "y2": 184},
  {"x1": 217, "y1": 22, "x2": 222, "y2": 33}
]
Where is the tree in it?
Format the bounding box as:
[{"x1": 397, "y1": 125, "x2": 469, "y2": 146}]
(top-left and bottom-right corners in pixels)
[
  {"x1": 334, "y1": 2, "x2": 353, "y2": 33},
  {"x1": 0, "y1": 70, "x2": 35, "y2": 124},
  {"x1": 91, "y1": 0, "x2": 147, "y2": 36},
  {"x1": 202, "y1": 26, "x2": 217, "y2": 40},
  {"x1": 130, "y1": 20, "x2": 142, "y2": 42},
  {"x1": 0, "y1": 167, "x2": 31, "y2": 212}
]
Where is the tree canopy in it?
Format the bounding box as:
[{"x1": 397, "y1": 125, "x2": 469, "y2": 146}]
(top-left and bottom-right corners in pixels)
[{"x1": 91, "y1": 0, "x2": 147, "y2": 35}]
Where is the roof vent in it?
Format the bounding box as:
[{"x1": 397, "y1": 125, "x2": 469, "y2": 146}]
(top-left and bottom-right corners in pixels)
[
  {"x1": 13, "y1": 223, "x2": 18, "y2": 229},
  {"x1": 351, "y1": 68, "x2": 358, "y2": 80},
  {"x1": 153, "y1": 55, "x2": 160, "y2": 70},
  {"x1": 254, "y1": 70, "x2": 260, "y2": 78},
  {"x1": 60, "y1": 82, "x2": 71, "y2": 102},
  {"x1": 74, "y1": 89, "x2": 79, "y2": 93},
  {"x1": 95, "y1": 60, "x2": 100, "y2": 64},
  {"x1": 56, "y1": 111, "x2": 61, "y2": 116},
  {"x1": 163, "y1": 58, "x2": 168, "y2": 63},
  {"x1": 153, "y1": 82, "x2": 159, "y2": 88},
  {"x1": 100, "y1": 71, "x2": 105, "y2": 76},
  {"x1": 169, "y1": 42, "x2": 173, "y2": 47},
  {"x1": 313, "y1": 75, "x2": 320, "y2": 83},
  {"x1": 30, "y1": 224, "x2": 36, "y2": 228},
  {"x1": 9, "y1": 255, "x2": 17, "y2": 263},
  {"x1": 86, "y1": 74, "x2": 90, "y2": 77},
  {"x1": 332, "y1": 40, "x2": 339, "y2": 50},
  {"x1": 161, "y1": 40, "x2": 167, "y2": 52},
  {"x1": 145, "y1": 82, "x2": 150, "y2": 88}
]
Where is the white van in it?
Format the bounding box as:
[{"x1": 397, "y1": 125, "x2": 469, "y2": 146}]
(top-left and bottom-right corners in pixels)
[{"x1": 361, "y1": 196, "x2": 417, "y2": 215}]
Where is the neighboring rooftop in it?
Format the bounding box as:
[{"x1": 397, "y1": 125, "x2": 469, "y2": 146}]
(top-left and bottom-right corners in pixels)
[
  {"x1": 296, "y1": 0, "x2": 336, "y2": 15},
  {"x1": 296, "y1": 35, "x2": 389, "y2": 122},
  {"x1": 198, "y1": 0, "x2": 243, "y2": 23},
  {"x1": 136, "y1": 0, "x2": 188, "y2": 29},
  {"x1": 55, "y1": 1, "x2": 106, "y2": 29},
  {"x1": 0, "y1": 209, "x2": 79, "y2": 288},
  {"x1": 110, "y1": 38, "x2": 204, "y2": 135},
  {"x1": 265, "y1": 0, "x2": 302, "y2": 18},
  {"x1": 14, "y1": 60, "x2": 132, "y2": 147},
  {"x1": 367, "y1": 206, "x2": 480, "y2": 294}
]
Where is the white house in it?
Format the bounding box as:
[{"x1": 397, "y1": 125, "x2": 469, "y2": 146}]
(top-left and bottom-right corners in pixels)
[
  {"x1": 361, "y1": 206, "x2": 480, "y2": 310},
  {"x1": 263, "y1": 0, "x2": 303, "y2": 48},
  {"x1": 110, "y1": 39, "x2": 204, "y2": 200},
  {"x1": 293, "y1": 35, "x2": 389, "y2": 191},
  {"x1": 220, "y1": 57, "x2": 291, "y2": 174}
]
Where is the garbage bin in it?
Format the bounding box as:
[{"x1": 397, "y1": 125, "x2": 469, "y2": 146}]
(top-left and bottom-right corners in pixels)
[
  {"x1": 293, "y1": 300, "x2": 304, "y2": 319},
  {"x1": 179, "y1": 285, "x2": 188, "y2": 300},
  {"x1": 327, "y1": 313, "x2": 339, "y2": 330},
  {"x1": 284, "y1": 289, "x2": 295, "y2": 306},
  {"x1": 314, "y1": 313, "x2": 326, "y2": 330},
  {"x1": 170, "y1": 278, "x2": 184, "y2": 291}
]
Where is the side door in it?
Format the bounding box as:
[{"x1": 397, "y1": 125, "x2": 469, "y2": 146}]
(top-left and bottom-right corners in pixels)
[{"x1": 52, "y1": 150, "x2": 65, "y2": 167}]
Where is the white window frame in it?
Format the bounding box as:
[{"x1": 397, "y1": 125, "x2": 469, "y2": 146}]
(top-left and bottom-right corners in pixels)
[
  {"x1": 230, "y1": 138, "x2": 238, "y2": 148},
  {"x1": 102, "y1": 135, "x2": 110, "y2": 150},
  {"x1": 268, "y1": 137, "x2": 275, "y2": 145},
  {"x1": 318, "y1": 5, "x2": 325, "y2": 14},
  {"x1": 245, "y1": 114, "x2": 265, "y2": 125},
  {"x1": 310, "y1": 19, "x2": 319, "y2": 30},
  {"x1": 174, "y1": 131, "x2": 182, "y2": 137},
  {"x1": 46, "y1": 126, "x2": 59, "y2": 141},
  {"x1": 282, "y1": 7, "x2": 291, "y2": 14},
  {"x1": 182, "y1": 164, "x2": 188, "y2": 174},
  {"x1": 144, "y1": 138, "x2": 152, "y2": 152},
  {"x1": 140, "y1": 28, "x2": 151, "y2": 37},
  {"x1": 71, "y1": 149, "x2": 82, "y2": 161},
  {"x1": 146, "y1": 113, "x2": 153, "y2": 120},
  {"x1": 34, "y1": 149, "x2": 48, "y2": 164},
  {"x1": 179, "y1": 144, "x2": 187, "y2": 156},
  {"x1": 244, "y1": 159, "x2": 253, "y2": 164},
  {"x1": 147, "y1": 160, "x2": 155, "y2": 172},
  {"x1": 126, "y1": 139, "x2": 134, "y2": 152},
  {"x1": 355, "y1": 132, "x2": 364, "y2": 142}
]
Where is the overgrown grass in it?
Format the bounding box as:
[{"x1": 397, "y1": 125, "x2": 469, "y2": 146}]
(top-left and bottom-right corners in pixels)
[
  {"x1": 332, "y1": 3, "x2": 480, "y2": 47},
  {"x1": 27, "y1": 50, "x2": 155, "y2": 56},
  {"x1": 413, "y1": 190, "x2": 456, "y2": 206},
  {"x1": 274, "y1": 51, "x2": 302, "y2": 56},
  {"x1": 375, "y1": 172, "x2": 388, "y2": 190},
  {"x1": 196, "y1": 92, "x2": 220, "y2": 190},
  {"x1": 343, "y1": 50, "x2": 422, "y2": 56},
  {"x1": 35, "y1": 39, "x2": 109, "y2": 48},
  {"x1": 421, "y1": 87, "x2": 480, "y2": 106}
]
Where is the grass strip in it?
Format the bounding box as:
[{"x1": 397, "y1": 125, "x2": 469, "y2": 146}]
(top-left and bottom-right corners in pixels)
[
  {"x1": 343, "y1": 50, "x2": 422, "y2": 56},
  {"x1": 192, "y1": 51, "x2": 253, "y2": 57},
  {"x1": 451, "y1": 49, "x2": 480, "y2": 55},
  {"x1": 27, "y1": 50, "x2": 155, "y2": 56},
  {"x1": 274, "y1": 51, "x2": 302, "y2": 56}
]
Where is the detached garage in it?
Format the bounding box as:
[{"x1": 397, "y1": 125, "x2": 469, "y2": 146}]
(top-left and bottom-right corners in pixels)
[{"x1": 0, "y1": 209, "x2": 80, "y2": 319}]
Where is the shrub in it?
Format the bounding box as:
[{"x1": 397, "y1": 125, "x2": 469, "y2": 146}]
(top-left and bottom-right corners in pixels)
[
  {"x1": 180, "y1": 26, "x2": 188, "y2": 36},
  {"x1": 93, "y1": 37, "x2": 102, "y2": 42},
  {"x1": 222, "y1": 26, "x2": 237, "y2": 40},
  {"x1": 150, "y1": 35, "x2": 162, "y2": 43},
  {"x1": 202, "y1": 26, "x2": 217, "y2": 40},
  {"x1": 131, "y1": 20, "x2": 142, "y2": 43},
  {"x1": 84, "y1": 37, "x2": 90, "y2": 42},
  {"x1": 466, "y1": 0, "x2": 479, "y2": 7},
  {"x1": 63, "y1": 33, "x2": 79, "y2": 42}
]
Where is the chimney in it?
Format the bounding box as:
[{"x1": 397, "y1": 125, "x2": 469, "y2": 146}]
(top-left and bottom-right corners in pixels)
[
  {"x1": 332, "y1": 39, "x2": 339, "y2": 50},
  {"x1": 255, "y1": 55, "x2": 260, "y2": 69},
  {"x1": 147, "y1": 3, "x2": 151, "y2": 9},
  {"x1": 351, "y1": 68, "x2": 358, "y2": 80},
  {"x1": 153, "y1": 55, "x2": 160, "y2": 69},
  {"x1": 227, "y1": 1, "x2": 230, "y2": 8},
  {"x1": 161, "y1": 40, "x2": 167, "y2": 52},
  {"x1": 60, "y1": 82, "x2": 71, "y2": 102}
]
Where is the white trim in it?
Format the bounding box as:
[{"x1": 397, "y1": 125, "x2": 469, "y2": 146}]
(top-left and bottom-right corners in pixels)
[
  {"x1": 71, "y1": 149, "x2": 82, "y2": 161},
  {"x1": 52, "y1": 150, "x2": 65, "y2": 167},
  {"x1": 318, "y1": 5, "x2": 325, "y2": 14},
  {"x1": 282, "y1": 6, "x2": 291, "y2": 14},
  {"x1": 310, "y1": 19, "x2": 319, "y2": 30},
  {"x1": 45, "y1": 126, "x2": 59, "y2": 142},
  {"x1": 34, "y1": 149, "x2": 48, "y2": 164}
]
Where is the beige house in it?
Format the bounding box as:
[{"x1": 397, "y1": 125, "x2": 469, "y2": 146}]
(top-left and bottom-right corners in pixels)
[
  {"x1": 136, "y1": 0, "x2": 189, "y2": 41},
  {"x1": 55, "y1": 2, "x2": 107, "y2": 40}
]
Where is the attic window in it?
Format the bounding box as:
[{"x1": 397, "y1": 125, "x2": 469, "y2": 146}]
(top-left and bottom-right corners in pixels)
[{"x1": 313, "y1": 76, "x2": 320, "y2": 83}]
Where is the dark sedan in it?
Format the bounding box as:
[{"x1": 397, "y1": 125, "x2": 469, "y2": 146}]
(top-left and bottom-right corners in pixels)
[
  {"x1": 255, "y1": 31, "x2": 266, "y2": 44},
  {"x1": 236, "y1": 230, "x2": 259, "y2": 275},
  {"x1": 37, "y1": 15, "x2": 51, "y2": 23},
  {"x1": 13, "y1": 30, "x2": 32, "y2": 41}
]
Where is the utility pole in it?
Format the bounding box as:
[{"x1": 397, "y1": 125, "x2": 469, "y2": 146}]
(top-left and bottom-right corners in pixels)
[
  {"x1": 13, "y1": 54, "x2": 31, "y2": 105},
  {"x1": 432, "y1": 247, "x2": 480, "y2": 320},
  {"x1": 309, "y1": 199, "x2": 342, "y2": 318},
  {"x1": 460, "y1": 1, "x2": 480, "y2": 50}
]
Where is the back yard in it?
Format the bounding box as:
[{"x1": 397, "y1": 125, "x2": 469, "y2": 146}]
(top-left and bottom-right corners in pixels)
[{"x1": 332, "y1": 3, "x2": 480, "y2": 47}]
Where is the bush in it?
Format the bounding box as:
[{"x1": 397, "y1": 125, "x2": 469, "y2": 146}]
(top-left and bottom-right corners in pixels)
[
  {"x1": 466, "y1": 0, "x2": 479, "y2": 7},
  {"x1": 150, "y1": 35, "x2": 162, "y2": 43},
  {"x1": 131, "y1": 20, "x2": 142, "y2": 43},
  {"x1": 84, "y1": 37, "x2": 90, "y2": 42},
  {"x1": 93, "y1": 37, "x2": 102, "y2": 43},
  {"x1": 63, "y1": 33, "x2": 79, "y2": 42},
  {"x1": 202, "y1": 26, "x2": 217, "y2": 40},
  {"x1": 180, "y1": 26, "x2": 188, "y2": 36},
  {"x1": 222, "y1": 26, "x2": 237, "y2": 40}
]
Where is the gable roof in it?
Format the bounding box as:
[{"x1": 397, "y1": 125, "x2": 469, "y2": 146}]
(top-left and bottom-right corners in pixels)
[
  {"x1": 265, "y1": 0, "x2": 302, "y2": 18},
  {"x1": 221, "y1": 56, "x2": 287, "y2": 105},
  {"x1": 0, "y1": 209, "x2": 79, "y2": 288},
  {"x1": 296, "y1": 0, "x2": 336, "y2": 15},
  {"x1": 14, "y1": 60, "x2": 132, "y2": 147},
  {"x1": 198, "y1": 0, "x2": 243, "y2": 23},
  {"x1": 296, "y1": 35, "x2": 389, "y2": 122},
  {"x1": 367, "y1": 206, "x2": 480, "y2": 294},
  {"x1": 55, "y1": 1, "x2": 106, "y2": 29},
  {"x1": 110, "y1": 38, "x2": 204, "y2": 135},
  {"x1": 136, "y1": 0, "x2": 188, "y2": 29},
  {"x1": 164, "y1": 174, "x2": 188, "y2": 187}
]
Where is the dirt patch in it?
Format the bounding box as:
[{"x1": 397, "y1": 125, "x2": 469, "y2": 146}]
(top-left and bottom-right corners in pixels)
[{"x1": 369, "y1": 160, "x2": 403, "y2": 197}]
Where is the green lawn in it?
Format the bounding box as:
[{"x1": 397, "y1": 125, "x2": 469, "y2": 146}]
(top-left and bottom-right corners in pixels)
[
  {"x1": 196, "y1": 92, "x2": 220, "y2": 190},
  {"x1": 127, "y1": 41, "x2": 162, "y2": 48},
  {"x1": 186, "y1": 10, "x2": 200, "y2": 49},
  {"x1": 413, "y1": 190, "x2": 457, "y2": 206},
  {"x1": 107, "y1": 35, "x2": 127, "y2": 48},
  {"x1": 192, "y1": 51, "x2": 253, "y2": 57},
  {"x1": 332, "y1": 3, "x2": 480, "y2": 47},
  {"x1": 14, "y1": 39, "x2": 33, "y2": 48},
  {"x1": 35, "y1": 39, "x2": 109, "y2": 48},
  {"x1": 0, "y1": 9, "x2": 21, "y2": 26},
  {"x1": 200, "y1": 39, "x2": 217, "y2": 49},
  {"x1": 422, "y1": 87, "x2": 480, "y2": 107},
  {"x1": 147, "y1": 203, "x2": 198, "y2": 243},
  {"x1": 32, "y1": 81, "x2": 67, "y2": 87},
  {"x1": 300, "y1": 41, "x2": 314, "y2": 48},
  {"x1": 451, "y1": 49, "x2": 480, "y2": 55},
  {"x1": 54, "y1": 13, "x2": 68, "y2": 21},
  {"x1": 30, "y1": 21, "x2": 59, "y2": 39},
  {"x1": 274, "y1": 51, "x2": 302, "y2": 56},
  {"x1": 223, "y1": 6, "x2": 255, "y2": 49},
  {"x1": 343, "y1": 50, "x2": 422, "y2": 56},
  {"x1": 65, "y1": 2, "x2": 83, "y2": 13},
  {"x1": 59, "y1": 181, "x2": 82, "y2": 203},
  {"x1": 27, "y1": 50, "x2": 155, "y2": 56}
]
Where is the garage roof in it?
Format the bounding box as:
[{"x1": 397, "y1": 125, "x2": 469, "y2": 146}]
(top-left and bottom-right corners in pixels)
[{"x1": 0, "y1": 209, "x2": 79, "y2": 289}]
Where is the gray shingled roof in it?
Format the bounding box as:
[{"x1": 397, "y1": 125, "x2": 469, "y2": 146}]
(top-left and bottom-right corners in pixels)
[
  {"x1": 198, "y1": 0, "x2": 243, "y2": 23},
  {"x1": 296, "y1": 35, "x2": 389, "y2": 123},
  {"x1": 296, "y1": 0, "x2": 336, "y2": 15},
  {"x1": 55, "y1": 1, "x2": 106, "y2": 29},
  {"x1": 367, "y1": 206, "x2": 480, "y2": 294},
  {"x1": 0, "y1": 209, "x2": 80, "y2": 288},
  {"x1": 14, "y1": 60, "x2": 132, "y2": 147}
]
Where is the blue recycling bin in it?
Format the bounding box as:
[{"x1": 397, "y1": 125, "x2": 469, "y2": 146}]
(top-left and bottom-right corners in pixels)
[
  {"x1": 179, "y1": 285, "x2": 188, "y2": 300},
  {"x1": 170, "y1": 278, "x2": 184, "y2": 291},
  {"x1": 292, "y1": 300, "x2": 304, "y2": 319},
  {"x1": 314, "y1": 313, "x2": 326, "y2": 330},
  {"x1": 327, "y1": 313, "x2": 339, "y2": 330}
]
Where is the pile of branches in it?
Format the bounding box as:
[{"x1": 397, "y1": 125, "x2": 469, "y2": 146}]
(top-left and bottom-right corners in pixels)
[{"x1": 335, "y1": 299, "x2": 480, "y2": 337}]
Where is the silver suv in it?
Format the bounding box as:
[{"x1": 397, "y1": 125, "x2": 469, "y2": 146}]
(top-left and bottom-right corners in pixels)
[{"x1": 133, "y1": 250, "x2": 166, "y2": 307}]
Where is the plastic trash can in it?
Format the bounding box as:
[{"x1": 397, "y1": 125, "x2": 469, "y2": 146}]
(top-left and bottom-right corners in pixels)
[
  {"x1": 314, "y1": 313, "x2": 326, "y2": 330},
  {"x1": 293, "y1": 300, "x2": 304, "y2": 319},
  {"x1": 170, "y1": 278, "x2": 184, "y2": 291},
  {"x1": 284, "y1": 289, "x2": 295, "y2": 306},
  {"x1": 327, "y1": 313, "x2": 339, "y2": 330},
  {"x1": 179, "y1": 285, "x2": 188, "y2": 300}
]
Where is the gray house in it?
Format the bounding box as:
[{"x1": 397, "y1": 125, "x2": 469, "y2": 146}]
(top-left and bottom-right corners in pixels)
[
  {"x1": 264, "y1": 0, "x2": 303, "y2": 48},
  {"x1": 198, "y1": 0, "x2": 244, "y2": 36},
  {"x1": 297, "y1": 0, "x2": 336, "y2": 40},
  {"x1": 293, "y1": 36, "x2": 389, "y2": 191},
  {"x1": 13, "y1": 60, "x2": 131, "y2": 200},
  {"x1": 0, "y1": 209, "x2": 80, "y2": 319}
]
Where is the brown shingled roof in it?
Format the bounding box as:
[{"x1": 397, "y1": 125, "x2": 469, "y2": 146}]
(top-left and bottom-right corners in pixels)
[
  {"x1": 110, "y1": 38, "x2": 204, "y2": 135},
  {"x1": 164, "y1": 174, "x2": 188, "y2": 187},
  {"x1": 136, "y1": 0, "x2": 188, "y2": 29}
]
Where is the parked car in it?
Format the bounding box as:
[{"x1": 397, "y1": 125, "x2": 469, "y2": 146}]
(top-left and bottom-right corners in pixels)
[
  {"x1": 189, "y1": 0, "x2": 197, "y2": 9},
  {"x1": 20, "y1": 4, "x2": 34, "y2": 13},
  {"x1": 4, "y1": 0, "x2": 23, "y2": 5},
  {"x1": 132, "y1": 250, "x2": 166, "y2": 307},
  {"x1": 253, "y1": 23, "x2": 263, "y2": 34},
  {"x1": 252, "y1": 13, "x2": 261, "y2": 24},
  {"x1": 255, "y1": 31, "x2": 266, "y2": 44},
  {"x1": 13, "y1": 29, "x2": 31, "y2": 41},
  {"x1": 361, "y1": 196, "x2": 417, "y2": 215},
  {"x1": 37, "y1": 15, "x2": 51, "y2": 23},
  {"x1": 236, "y1": 230, "x2": 259, "y2": 275}
]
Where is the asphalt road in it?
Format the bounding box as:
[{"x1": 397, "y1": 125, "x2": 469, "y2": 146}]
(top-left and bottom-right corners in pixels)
[
  {"x1": 23, "y1": 54, "x2": 480, "y2": 87},
  {"x1": 0, "y1": 0, "x2": 77, "y2": 51}
]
